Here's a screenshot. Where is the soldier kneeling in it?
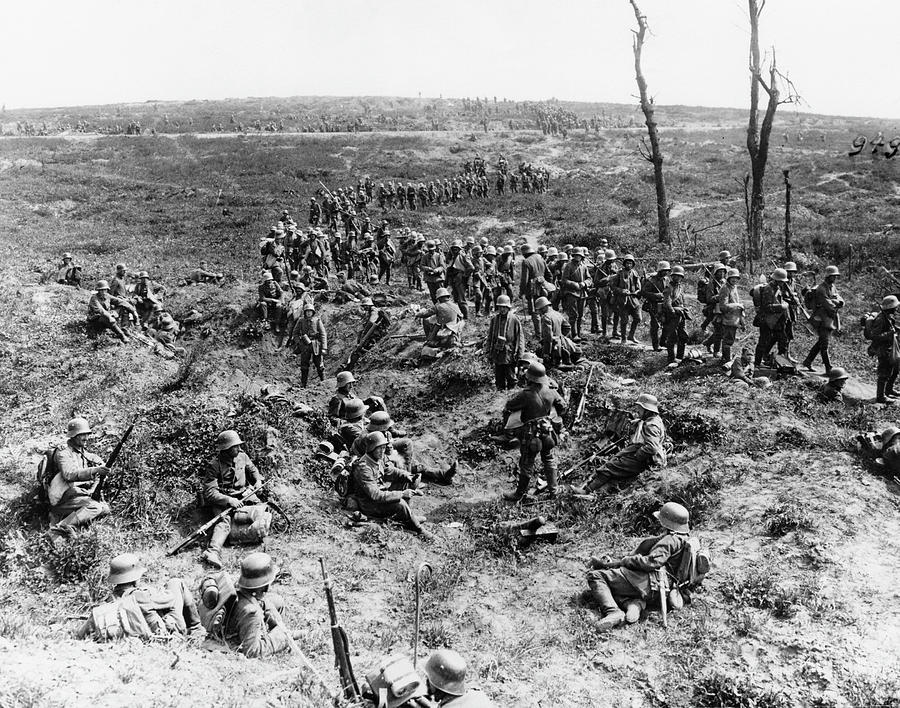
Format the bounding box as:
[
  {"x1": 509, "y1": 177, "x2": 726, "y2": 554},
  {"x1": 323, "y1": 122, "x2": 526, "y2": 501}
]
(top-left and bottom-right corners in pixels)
[{"x1": 422, "y1": 649, "x2": 498, "y2": 706}]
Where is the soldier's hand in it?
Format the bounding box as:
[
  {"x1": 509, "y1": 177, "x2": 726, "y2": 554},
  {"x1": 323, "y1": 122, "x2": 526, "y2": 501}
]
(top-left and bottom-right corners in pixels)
[
  {"x1": 227, "y1": 496, "x2": 244, "y2": 509},
  {"x1": 95, "y1": 466, "x2": 112, "y2": 478},
  {"x1": 401, "y1": 490, "x2": 414, "y2": 500}
]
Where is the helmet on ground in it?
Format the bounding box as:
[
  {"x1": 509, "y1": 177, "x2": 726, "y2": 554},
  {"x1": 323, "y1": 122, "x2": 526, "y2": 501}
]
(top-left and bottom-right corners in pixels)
[
  {"x1": 825, "y1": 265, "x2": 840, "y2": 277},
  {"x1": 636, "y1": 393, "x2": 659, "y2": 413},
  {"x1": 783, "y1": 261, "x2": 798, "y2": 273},
  {"x1": 882, "y1": 426, "x2": 900, "y2": 447},
  {"x1": 882, "y1": 295, "x2": 900, "y2": 311},
  {"x1": 336, "y1": 371, "x2": 355, "y2": 387},
  {"x1": 546, "y1": 247, "x2": 558, "y2": 258},
  {"x1": 533, "y1": 296, "x2": 551, "y2": 310},
  {"x1": 827, "y1": 367, "x2": 849, "y2": 382},
  {"x1": 719, "y1": 250, "x2": 732, "y2": 260},
  {"x1": 604, "y1": 249, "x2": 616, "y2": 261},
  {"x1": 656, "y1": 260, "x2": 671, "y2": 272},
  {"x1": 435, "y1": 288, "x2": 452, "y2": 300},
  {"x1": 66, "y1": 417, "x2": 92, "y2": 439},
  {"x1": 726, "y1": 268, "x2": 740, "y2": 280},
  {"x1": 216, "y1": 430, "x2": 244, "y2": 451},
  {"x1": 344, "y1": 398, "x2": 366, "y2": 421},
  {"x1": 451, "y1": 240, "x2": 463, "y2": 249},
  {"x1": 654, "y1": 502, "x2": 690, "y2": 533},
  {"x1": 367, "y1": 411, "x2": 393, "y2": 432},
  {"x1": 95, "y1": 280, "x2": 110, "y2": 291},
  {"x1": 525, "y1": 362, "x2": 549, "y2": 385},
  {"x1": 671, "y1": 265, "x2": 686, "y2": 277},
  {"x1": 107, "y1": 553, "x2": 146, "y2": 585},
  {"x1": 424, "y1": 649, "x2": 467, "y2": 697},
  {"x1": 360, "y1": 297, "x2": 374, "y2": 307},
  {"x1": 772, "y1": 268, "x2": 788, "y2": 282},
  {"x1": 317, "y1": 441, "x2": 335, "y2": 457},
  {"x1": 365, "y1": 430, "x2": 388, "y2": 453},
  {"x1": 496, "y1": 295, "x2": 512, "y2": 309},
  {"x1": 236, "y1": 552, "x2": 279, "y2": 590},
  {"x1": 622, "y1": 254, "x2": 635, "y2": 264}
]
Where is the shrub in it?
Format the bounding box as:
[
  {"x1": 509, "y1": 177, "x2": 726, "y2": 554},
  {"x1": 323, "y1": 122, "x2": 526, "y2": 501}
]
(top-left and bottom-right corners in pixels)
[
  {"x1": 42, "y1": 524, "x2": 117, "y2": 598},
  {"x1": 720, "y1": 567, "x2": 806, "y2": 619},
  {"x1": 664, "y1": 410, "x2": 726, "y2": 446},
  {"x1": 763, "y1": 497, "x2": 816, "y2": 537},
  {"x1": 692, "y1": 672, "x2": 794, "y2": 708},
  {"x1": 427, "y1": 354, "x2": 493, "y2": 398}
]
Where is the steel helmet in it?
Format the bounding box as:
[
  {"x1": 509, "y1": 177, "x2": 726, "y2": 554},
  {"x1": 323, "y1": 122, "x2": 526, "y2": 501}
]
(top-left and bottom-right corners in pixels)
[
  {"x1": 303, "y1": 302, "x2": 316, "y2": 313},
  {"x1": 435, "y1": 287, "x2": 452, "y2": 300},
  {"x1": 525, "y1": 362, "x2": 549, "y2": 385},
  {"x1": 471, "y1": 244, "x2": 482, "y2": 254},
  {"x1": 668, "y1": 265, "x2": 685, "y2": 278},
  {"x1": 533, "y1": 296, "x2": 551, "y2": 310},
  {"x1": 537, "y1": 244, "x2": 548, "y2": 254},
  {"x1": 827, "y1": 367, "x2": 849, "y2": 382},
  {"x1": 503, "y1": 245, "x2": 513, "y2": 254},
  {"x1": 216, "y1": 429, "x2": 244, "y2": 451},
  {"x1": 365, "y1": 430, "x2": 389, "y2": 453},
  {"x1": 604, "y1": 249, "x2": 617, "y2": 261},
  {"x1": 344, "y1": 398, "x2": 366, "y2": 421},
  {"x1": 62, "y1": 252, "x2": 73, "y2": 260},
  {"x1": 656, "y1": 260, "x2": 671, "y2": 272},
  {"x1": 726, "y1": 268, "x2": 741, "y2": 280},
  {"x1": 465, "y1": 236, "x2": 475, "y2": 245},
  {"x1": 635, "y1": 393, "x2": 659, "y2": 414},
  {"x1": 771, "y1": 268, "x2": 789, "y2": 283},
  {"x1": 450, "y1": 240, "x2": 463, "y2": 249},
  {"x1": 262, "y1": 271, "x2": 274, "y2": 281},
  {"x1": 424, "y1": 649, "x2": 467, "y2": 697},
  {"x1": 336, "y1": 371, "x2": 356, "y2": 387},
  {"x1": 718, "y1": 249, "x2": 732, "y2": 260},
  {"x1": 360, "y1": 297, "x2": 374, "y2": 307},
  {"x1": 622, "y1": 254, "x2": 636, "y2": 264},
  {"x1": 713, "y1": 263, "x2": 727, "y2": 275},
  {"x1": 557, "y1": 251, "x2": 569, "y2": 262},
  {"x1": 495, "y1": 295, "x2": 512, "y2": 308},
  {"x1": 367, "y1": 411, "x2": 393, "y2": 432},
  {"x1": 783, "y1": 261, "x2": 798, "y2": 273},
  {"x1": 317, "y1": 440, "x2": 335, "y2": 457},
  {"x1": 138, "y1": 270, "x2": 149, "y2": 279},
  {"x1": 546, "y1": 247, "x2": 559, "y2": 258},
  {"x1": 107, "y1": 553, "x2": 146, "y2": 585},
  {"x1": 425, "y1": 240, "x2": 435, "y2": 249},
  {"x1": 654, "y1": 502, "x2": 690, "y2": 533},
  {"x1": 480, "y1": 237, "x2": 488, "y2": 245},
  {"x1": 882, "y1": 295, "x2": 900, "y2": 311},
  {"x1": 573, "y1": 247, "x2": 586, "y2": 258},
  {"x1": 485, "y1": 245, "x2": 497, "y2": 256},
  {"x1": 521, "y1": 243, "x2": 534, "y2": 255},
  {"x1": 66, "y1": 417, "x2": 92, "y2": 439},
  {"x1": 95, "y1": 280, "x2": 110, "y2": 291},
  {"x1": 236, "y1": 552, "x2": 279, "y2": 590},
  {"x1": 823, "y1": 265, "x2": 841, "y2": 278},
  {"x1": 881, "y1": 426, "x2": 900, "y2": 447},
  {"x1": 564, "y1": 243, "x2": 574, "y2": 251}
]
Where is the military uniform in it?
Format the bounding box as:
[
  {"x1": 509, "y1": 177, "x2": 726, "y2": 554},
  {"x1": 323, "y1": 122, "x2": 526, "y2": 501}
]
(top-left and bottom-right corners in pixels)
[
  {"x1": 48, "y1": 441, "x2": 111, "y2": 529},
  {"x1": 519, "y1": 252, "x2": 548, "y2": 334},
  {"x1": 586, "y1": 414, "x2": 666, "y2": 492},
  {"x1": 421, "y1": 249, "x2": 447, "y2": 303},
  {"x1": 640, "y1": 274, "x2": 668, "y2": 350},
  {"x1": 446, "y1": 249, "x2": 473, "y2": 319},
  {"x1": 803, "y1": 280, "x2": 843, "y2": 373},
  {"x1": 225, "y1": 590, "x2": 290, "y2": 658},
  {"x1": 560, "y1": 259, "x2": 591, "y2": 340},
  {"x1": 754, "y1": 282, "x2": 789, "y2": 367},
  {"x1": 661, "y1": 280, "x2": 688, "y2": 363},
  {"x1": 348, "y1": 453, "x2": 423, "y2": 531},
  {"x1": 868, "y1": 309, "x2": 899, "y2": 401},
  {"x1": 591, "y1": 259, "x2": 619, "y2": 337},
  {"x1": 201, "y1": 452, "x2": 262, "y2": 555},
  {"x1": 505, "y1": 380, "x2": 567, "y2": 498},
  {"x1": 257, "y1": 279, "x2": 285, "y2": 331},
  {"x1": 610, "y1": 268, "x2": 642, "y2": 342},
  {"x1": 290, "y1": 313, "x2": 327, "y2": 386},
  {"x1": 486, "y1": 309, "x2": 525, "y2": 389},
  {"x1": 539, "y1": 306, "x2": 567, "y2": 367}
]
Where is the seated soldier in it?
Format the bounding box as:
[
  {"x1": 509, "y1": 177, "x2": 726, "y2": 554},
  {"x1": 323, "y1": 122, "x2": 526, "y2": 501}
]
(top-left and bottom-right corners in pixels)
[
  {"x1": 192, "y1": 260, "x2": 225, "y2": 284},
  {"x1": 348, "y1": 431, "x2": 433, "y2": 540},
  {"x1": 337, "y1": 398, "x2": 368, "y2": 452},
  {"x1": 818, "y1": 366, "x2": 849, "y2": 404},
  {"x1": 585, "y1": 502, "x2": 691, "y2": 631},
  {"x1": 333, "y1": 270, "x2": 370, "y2": 305},
  {"x1": 224, "y1": 552, "x2": 292, "y2": 658},
  {"x1": 729, "y1": 347, "x2": 771, "y2": 389},
  {"x1": 87, "y1": 280, "x2": 134, "y2": 343},
  {"x1": 347, "y1": 297, "x2": 391, "y2": 369},
  {"x1": 258, "y1": 271, "x2": 286, "y2": 333},
  {"x1": 423, "y1": 649, "x2": 498, "y2": 707},
  {"x1": 47, "y1": 418, "x2": 111, "y2": 540},
  {"x1": 200, "y1": 430, "x2": 265, "y2": 569},
  {"x1": 415, "y1": 288, "x2": 463, "y2": 347},
  {"x1": 57, "y1": 252, "x2": 82, "y2": 287},
  {"x1": 328, "y1": 371, "x2": 360, "y2": 427},
  {"x1": 133, "y1": 270, "x2": 163, "y2": 326},
  {"x1": 76, "y1": 553, "x2": 200, "y2": 640},
  {"x1": 580, "y1": 394, "x2": 667, "y2": 495}
]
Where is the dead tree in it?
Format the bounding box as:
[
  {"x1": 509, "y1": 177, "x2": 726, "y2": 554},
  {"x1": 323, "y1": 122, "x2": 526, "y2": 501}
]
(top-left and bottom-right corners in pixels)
[
  {"x1": 783, "y1": 169, "x2": 792, "y2": 259},
  {"x1": 746, "y1": 0, "x2": 799, "y2": 261},
  {"x1": 629, "y1": 0, "x2": 670, "y2": 245}
]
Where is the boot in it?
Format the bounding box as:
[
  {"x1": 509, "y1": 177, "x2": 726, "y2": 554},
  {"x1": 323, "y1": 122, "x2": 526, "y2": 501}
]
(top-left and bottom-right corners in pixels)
[
  {"x1": 591, "y1": 583, "x2": 625, "y2": 631},
  {"x1": 627, "y1": 321, "x2": 639, "y2": 344},
  {"x1": 650, "y1": 328, "x2": 660, "y2": 351},
  {"x1": 201, "y1": 549, "x2": 223, "y2": 569},
  {"x1": 624, "y1": 599, "x2": 646, "y2": 624},
  {"x1": 887, "y1": 376, "x2": 899, "y2": 398},
  {"x1": 316, "y1": 365, "x2": 325, "y2": 382},
  {"x1": 721, "y1": 345, "x2": 731, "y2": 362},
  {"x1": 543, "y1": 465, "x2": 558, "y2": 497},
  {"x1": 502, "y1": 473, "x2": 530, "y2": 502},
  {"x1": 300, "y1": 368, "x2": 309, "y2": 388}
]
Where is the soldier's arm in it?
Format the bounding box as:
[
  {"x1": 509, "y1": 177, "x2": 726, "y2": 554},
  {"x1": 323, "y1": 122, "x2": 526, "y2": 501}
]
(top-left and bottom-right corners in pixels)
[
  {"x1": 356, "y1": 465, "x2": 403, "y2": 503},
  {"x1": 620, "y1": 535, "x2": 681, "y2": 572},
  {"x1": 514, "y1": 319, "x2": 526, "y2": 360},
  {"x1": 57, "y1": 448, "x2": 104, "y2": 482},
  {"x1": 236, "y1": 604, "x2": 290, "y2": 658},
  {"x1": 318, "y1": 319, "x2": 328, "y2": 351},
  {"x1": 637, "y1": 419, "x2": 664, "y2": 459},
  {"x1": 201, "y1": 462, "x2": 232, "y2": 507},
  {"x1": 504, "y1": 389, "x2": 529, "y2": 413}
]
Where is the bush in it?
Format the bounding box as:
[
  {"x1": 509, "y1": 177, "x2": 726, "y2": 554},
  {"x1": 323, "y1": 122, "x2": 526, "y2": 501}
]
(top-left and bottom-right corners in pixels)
[
  {"x1": 42, "y1": 524, "x2": 117, "y2": 597},
  {"x1": 692, "y1": 672, "x2": 794, "y2": 708},
  {"x1": 763, "y1": 497, "x2": 816, "y2": 537},
  {"x1": 720, "y1": 567, "x2": 805, "y2": 619},
  {"x1": 664, "y1": 410, "x2": 726, "y2": 447},
  {"x1": 427, "y1": 354, "x2": 493, "y2": 398}
]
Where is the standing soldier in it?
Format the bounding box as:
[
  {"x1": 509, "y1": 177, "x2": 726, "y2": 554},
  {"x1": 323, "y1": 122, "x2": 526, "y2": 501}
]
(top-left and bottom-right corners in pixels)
[
  {"x1": 640, "y1": 261, "x2": 670, "y2": 351},
  {"x1": 421, "y1": 240, "x2": 446, "y2": 303},
  {"x1": 446, "y1": 240, "x2": 473, "y2": 320},
  {"x1": 560, "y1": 247, "x2": 591, "y2": 341},
  {"x1": 609, "y1": 255, "x2": 642, "y2": 344},
  {"x1": 519, "y1": 243, "x2": 547, "y2": 336},
  {"x1": 717, "y1": 268, "x2": 745, "y2": 362},
  {"x1": 502, "y1": 362, "x2": 567, "y2": 501},
  {"x1": 867, "y1": 295, "x2": 900, "y2": 403},
  {"x1": 308, "y1": 197, "x2": 322, "y2": 226},
  {"x1": 288, "y1": 302, "x2": 327, "y2": 387},
  {"x1": 535, "y1": 296, "x2": 566, "y2": 369},
  {"x1": 592, "y1": 249, "x2": 619, "y2": 338},
  {"x1": 754, "y1": 268, "x2": 791, "y2": 368},
  {"x1": 495, "y1": 245, "x2": 516, "y2": 302},
  {"x1": 661, "y1": 266, "x2": 689, "y2": 364},
  {"x1": 702, "y1": 264, "x2": 727, "y2": 355},
  {"x1": 802, "y1": 265, "x2": 843, "y2": 373},
  {"x1": 375, "y1": 227, "x2": 396, "y2": 285},
  {"x1": 486, "y1": 295, "x2": 525, "y2": 390}
]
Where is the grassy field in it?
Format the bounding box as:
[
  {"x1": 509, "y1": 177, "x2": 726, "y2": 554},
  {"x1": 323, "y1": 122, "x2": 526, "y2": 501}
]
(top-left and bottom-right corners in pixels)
[{"x1": 1, "y1": 99, "x2": 900, "y2": 708}]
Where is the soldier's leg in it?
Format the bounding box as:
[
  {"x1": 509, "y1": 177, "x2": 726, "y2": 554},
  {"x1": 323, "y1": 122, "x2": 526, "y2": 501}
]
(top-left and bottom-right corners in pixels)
[
  {"x1": 803, "y1": 332, "x2": 822, "y2": 369},
  {"x1": 494, "y1": 364, "x2": 506, "y2": 391},
  {"x1": 677, "y1": 323, "x2": 687, "y2": 361},
  {"x1": 314, "y1": 352, "x2": 325, "y2": 381},
  {"x1": 206, "y1": 515, "x2": 232, "y2": 561},
  {"x1": 54, "y1": 497, "x2": 110, "y2": 531},
  {"x1": 299, "y1": 348, "x2": 311, "y2": 387},
  {"x1": 649, "y1": 313, "x2": 660, "y2": 350},
  {"x1": 540, "y1": 446, "x2": 557, "y2": 495},
  {"x1": 426, "y1": 280, "x2": 439, "y2": 303},
  {"x1": 504, "y1": 443, "x2": 535, "y2": 501},
  {"x1": 627, "y1": 309, "x2": 639, "y2": 342},
  {"x1": 887, "y1": 361, "x2": 900, "y2": 398},
  {"x1": 589, "y1": 298, "x2": 599, "y2": 334},
  {"x1": 600, "y1": 302, "x2": 609, "y2": 337},
  {"x1": 664, "y1": 324, "x2": 677, "y2": 363},
  {"x1": 819, "y1": 330, "x2": 832, "y2": 372}
]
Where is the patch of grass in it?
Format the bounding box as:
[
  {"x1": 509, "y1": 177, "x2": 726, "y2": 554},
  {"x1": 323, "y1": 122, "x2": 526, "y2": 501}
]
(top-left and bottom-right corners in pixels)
[
  {"x1": 0, "y1": 613, "x2": 35, "y2": 640},
  {"x1": 763, "y1": 496, "x2": 816, "y2": 537},
  {"x1": 664, "y1": 409, "x2": 726, "y2": 447},
  {"x1": 41, "y1": 523, "x2": 117, "y2": 599},
  {"x1": 427, "y1": 354, "x2": 493, "y2": 398},
  {"x1": 719, "y1": 567, "x2": 825, "y2": 620},
  {"x1": 692, "y1": 672, "x2": 794, "y2": 708},
  {"x1": 839, "y1": 668, "x2": 900, "y2": 708}
]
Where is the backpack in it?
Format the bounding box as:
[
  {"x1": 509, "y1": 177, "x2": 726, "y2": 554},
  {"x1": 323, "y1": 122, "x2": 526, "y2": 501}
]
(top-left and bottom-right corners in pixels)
[
  {"x1": 36, "y1": 446, "x2": 61, "y2": 498},
  {"x1": 674, "y1": 537, "x2": 711, "y2": 593},
  {"x1": 697, "y1": 277, "x2": 709, "y2": 304},
  {"x1": 198, "y1": 571, "x2": 237, "y2": 639},
  {"x1": 862, "y1": 312, "x2": 879, "y2": 341},
  {"x1": 258, "y1": 237, "x2": 273, "y2": 256},
  {"x1": 802, "y1": 287, "x2": 816, "y2": 311}
]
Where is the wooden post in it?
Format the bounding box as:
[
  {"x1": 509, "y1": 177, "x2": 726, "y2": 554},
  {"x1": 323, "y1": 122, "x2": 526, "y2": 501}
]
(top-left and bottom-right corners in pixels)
[{"x1": 783, "y1": 169, "x2": 792, "y2": 259}]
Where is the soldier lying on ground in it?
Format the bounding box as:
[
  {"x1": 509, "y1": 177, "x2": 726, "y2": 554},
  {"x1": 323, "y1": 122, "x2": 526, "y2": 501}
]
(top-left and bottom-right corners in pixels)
[
  {"x1": 223, "y1": 552, "x2": 292, "y2": 658},
  {"x1": 76, "y1": 553, "x2": 200, "y2": 640},
  {"x1": 422, "y1": 649, "x2": 498, "y2": 707},
  {"x1": 585, "y1": 502, "x2": 691, "y2": 631},
  {"x1": 191, "y1": 260, "x2": 225, "y2": 284}
]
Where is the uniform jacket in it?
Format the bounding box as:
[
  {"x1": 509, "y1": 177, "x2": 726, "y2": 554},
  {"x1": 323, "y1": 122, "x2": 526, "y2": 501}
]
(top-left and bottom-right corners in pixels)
[
  {"x1": 610, "y1": 269, "x2": 642, "y2": 311},
  {"x1": 339, "y1": 420, "x2": 366, "y2": 451},
  {"x1": 486, "y1": 311, "x2": 525, "y2": 364},
  {"x1": 442, "y1": 690, "x2": 498, "y2": 707},
  {"x1": 519, "y1": 253, "x2": 547, "y2": 297},
  {"x1": 225, "y1": 591, "x2": 291, "y2": 658},
  {"x1": 539, "y1": 308, "x2": 566, "y2": 359},
  {"x1": 591, "y1": 261, "x2": 619, "y2": 301},
  {"x1": 202, "y1": 452, "x2": 260, "y2": 509},
  {"x1": 49, "y1": 442, "x2": 104, "y2": 507},
  {"x1": 328, "y1": 392, "x2": 356, "y2": 426},
  {"x1": 421, "y1": 251, "x2": 446, "y2": 283},
  {"x1": 868, "y1": 310, "x2": 898, "y2": 358},
  {"x1": 809, "y1": 281, "x2": 843, "y2": 331},
  {"x1": 619, "y1": 532, "x2": 689, "y2": 596},
  {"x1": 258, "y1": 281, "x2": 283, "y2": 303},
  {"x1": 422, "y1": 301, "x2": 463, "y2": 328},
  {"x1": 640, "y1": 275, "x2": 667, "y2": 315},
  {"x1": 716, "y1": 283, "x2": 744, "y2": 327},
  {"x1": 88, "y1": 293, "x2": 129, "y2": 321},
  {"x1": 350, "y1": 454, "x2": 404, "y2": 505},
  {"x1": 109, "y1": 276, "x2": 129, "y2": 298},
  {"x1": 662, "y1": 281, "x2": 687, "y2": 323},
  {"x1": 560, "y1": 261, "x2": 591, "y2": 297},
  {"x1": 291, "y1": 315, "x2": 327, "y2": 353},
  {"x1": 757, "y1": 283, "x2": 788, "y2": 329},
  {"x1": 447, "y1": 251, "x2": 474, "y2": 279},
  {"x1": 628, "y1": 413, "x2": 667, "y2": 467},
  {"x1": 505, "y1": 383, "x2": 567, "y2": 424}
]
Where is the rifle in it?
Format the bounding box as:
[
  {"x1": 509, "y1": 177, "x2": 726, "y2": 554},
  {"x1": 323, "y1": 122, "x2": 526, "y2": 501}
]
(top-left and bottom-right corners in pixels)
[
  {"x1": 166, "y1": 480, "x2": 269, "y2": 556},
  {"x1": 658, "y1": 567, "x2": 669, "y2": 629},
  {"x1": 320, "y1": 558, "x2": 361, "y2": 701},
  {"x1": 558, "y1": 435, "x2": 627, "y2": 482},
  {"x1": 90, "y1": 424, "x2": 134, "y2": 501},
  {"x1": 573, "y1": 364, "x2": 596, "y2": 426}
]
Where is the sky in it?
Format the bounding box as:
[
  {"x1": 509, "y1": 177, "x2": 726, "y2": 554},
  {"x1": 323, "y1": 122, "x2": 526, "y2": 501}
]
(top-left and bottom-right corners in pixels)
[{"x1": 1, "y1": 0, "x2": 897, "y2": 119}]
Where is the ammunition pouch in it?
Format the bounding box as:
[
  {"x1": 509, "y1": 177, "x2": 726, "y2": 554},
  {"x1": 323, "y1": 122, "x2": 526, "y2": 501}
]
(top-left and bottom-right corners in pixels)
[{"x1": 226, "y1": 503, "x2": 271, "y2": 545}]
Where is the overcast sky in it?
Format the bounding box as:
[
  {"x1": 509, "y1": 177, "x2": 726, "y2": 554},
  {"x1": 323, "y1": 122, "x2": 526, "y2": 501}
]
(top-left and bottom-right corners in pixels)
[{"x1": 1, "y1": 0, "x2": 897, "y2": 119}]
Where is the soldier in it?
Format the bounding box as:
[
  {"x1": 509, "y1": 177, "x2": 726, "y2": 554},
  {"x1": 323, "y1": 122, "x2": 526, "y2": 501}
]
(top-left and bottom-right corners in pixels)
[
  {"x1": 446, "y1": 240, "x2": 473, "y2": 319},
  {"x1": 200, "y1": 430, "x2": 264, "y2": 569},
  {"x1": 702, "y1": 264, "x2": 727, "y2": 354},
  {"x1": 661, "y1": 266, "x2": 689, "y2": 364},
  {"x1": 581, "y1": 394, "x2": 667, "y2": 494},
  {"x1": 376, "y1": 227, "x2": 396, "y2": 285},
  {"x1": 192, "y1": 260, "x2": 225, "y2": 285},
  {"x1": 640, "y1": 261, "x2": 670, "y2": 351},
  {"x1": 224, "y1": 552, "x2": 292, "y2": 658},
  {"x1": 133, "y1": 270, "x2": 162, "y2": 326},
  {"x1": 585, "y1": 502, "x2": 691, "y2": 631},
  {"x1": 348, "y1": 431, "x2": 433, "y2": 539},
  {"x1": 109, "y1": 263, "x2": 130, "y2": 297},
  {"x1": 560, "y1": 247, "x2": 591, "y2": 341},
  {"x1": 609, "y1": 254, "x2": 642, "y2": 344},
  {"x1": 754, "y1": 269, "x2": 791, "y2": 368},
  {"x1": 348, "y1": 297, "x2": 391, "y2": 369},
  {"x1": 407, "y1": 234, "x2": 424, "y2": 290},
  {"x1": 423, "y1": 649, "x2": 498, "y2": 706},
  {"x1": 781, "y1": 261, "x2": 801, "y2": 360},
  {"x1": 495, "y1": 245, "x2": 516, "y2": 302},
  {"x1": 730, "y1": 347, "x2": 771, "y2": 389},
  {"x1": 47, "y1": 417, "x2": 112, "y2": 539},
  {"x1": 258, "y1": 271, "x2": 286, "y2": 333},
  {"x1": 717, "y1": 268, "x2": 745, "y2": 362},
  {"x1": 421, "y1": 240, "x2": 447, "y2": 303},
  {"x1": 288, "y1": 302, "x2": 327, "y2": 387},
  {"x1": 818, "y1": 366, "x2": 849, "y2": 403},
  {"x1": 867, "y1": 295, "x2": 900, "y2": 403},
  {"x1": 502, "y1": 362, "x2": 567, "y2": 501},
  {"x1": 57, "y1": 252, "x2": 82, "y2": 286},
  {"x1": 486, "y1": 295, "x2": 525, "y2": 390},
  {"x1": 262, "y1": 230, "x2": 287, "y2": 271},
  {"x1": 519, "y1": 243, "x2": 547, "y2": 335},
  {"x1": 87, "y1": 280, "x2": 134, "y2": 342},
  {"x1": 802, "y1": 265, "x2": 844, "y2": 373},
  {"x1": 76, "y1": 553, "x2": 200, "y2": 640},
  {"x1": 328, "y1": 371, "x2": 359, "y2": 427},
  {"x1": 416, "y1": 288, "x2": 463, "y2": 346},
  {"x1": 592, "y1": 249, "x2": 620, "y2": 338},
  {"x1": 534, "y1": 296, "x2": 566, "y2": 369}
]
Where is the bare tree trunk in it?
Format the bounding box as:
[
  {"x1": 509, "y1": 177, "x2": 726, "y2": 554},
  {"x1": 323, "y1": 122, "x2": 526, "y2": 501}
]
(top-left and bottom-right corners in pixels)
[
  {"x1": 629, "y1": 0, "x2": 670, "y2": 245},
  {"x1": 783, "y1": 169, "x2": 792, "y2": 259}
]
